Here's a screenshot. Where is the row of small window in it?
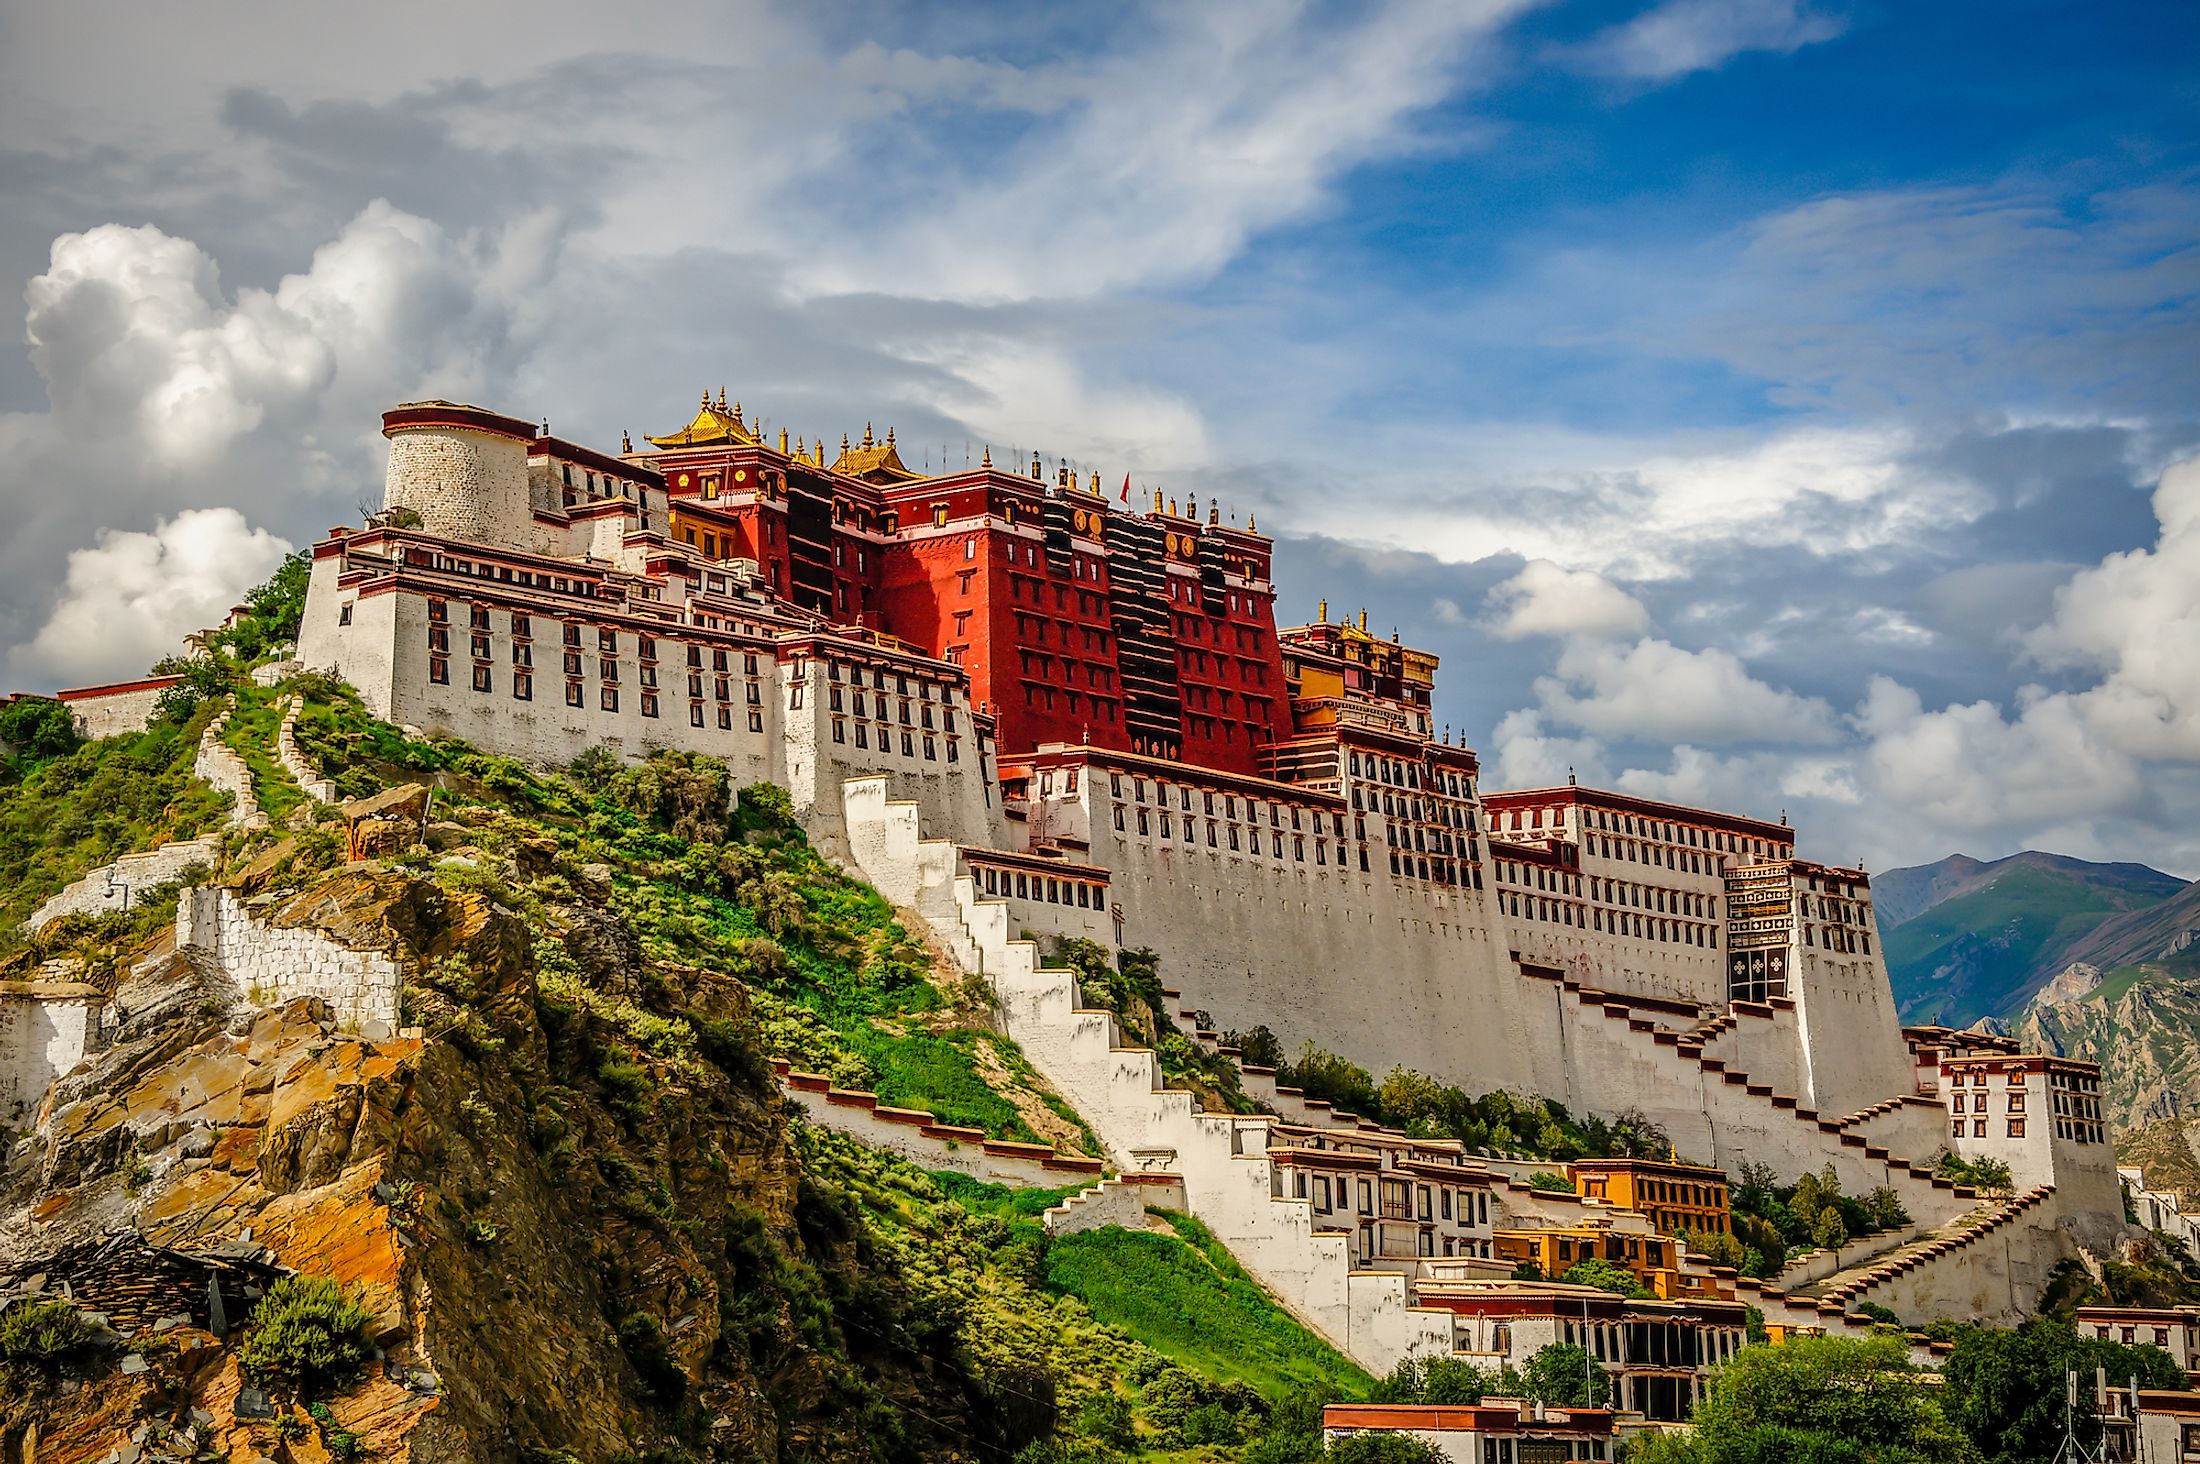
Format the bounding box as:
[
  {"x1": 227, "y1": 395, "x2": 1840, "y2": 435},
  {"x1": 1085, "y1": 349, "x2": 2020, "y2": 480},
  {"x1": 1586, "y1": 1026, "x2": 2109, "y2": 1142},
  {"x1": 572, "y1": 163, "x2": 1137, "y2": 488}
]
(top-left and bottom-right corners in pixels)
[
  {"x1": 824, "y1": 662, "x2": 956, "y2": 705},
  {"x1": 1951, "y1": 1091, "x2": 2027, "y2": 1114},
  {"x1": 1020, "y1": 682, "x2": 1121, "y2": 723},
  {"x1": 1806, "y1": 924, "x2": 1871, "y2": 955},
  {"x1": 1177, "y1": 647, "x2": 1273, "y2": 687},
  {"x1": 1590, "y1": 834, "x2": 1725, "y2": 877},
  {"x1": 1015, "y1": 649, "x2": 1117, "y2": 688},
  {"x1": 824, "y1": 685, "x2": 956, "y2": 731},
  {"x1": 1501, "y1": 892, "x2": 1720, "y2": 947},
  {"x1": 428, "y1": 658, "x2": 768, "y2": 729},
  {"x1": 2057, "y1": 1121, "x2": 2106, "y2": 1144},
  {"x1": 1502, "y1": 865, "x2": 1719, "y2": 924},
  {"x1": 1110, "y1": 774, "x2": 1340, "y2": 832},
  {"x1": 1291, "y1": 1171, "x2": 1492, "y2": 1227},
  {"x1": 827, "y1": 720, "x2": 958, "y2": 762},
  {"x1": 1350, "y1": 749, "x2": 1468, "y2": 799},
  {"x1": 974, "y1": 864, "x2": 1105, "y2": 911},
  {"x1": 1956, "y1": 1119, "x2": 2031, "y2": 1139},
  {"x1": 1578, "y1": 805, "x2": 1783, "y2": 858},
  {"x1": 1354, "y1": 786, "x2": 1475, "y2": 829},
  {"x1": 1117, "y1": 804, "x2": 1357, "y2": 864},
  {"x1": 1008, "y1": 576, "x2": 1110, "y2": 614},
  {"x1": 414, "y1": 555, "x2": 593, "y2": 598}
]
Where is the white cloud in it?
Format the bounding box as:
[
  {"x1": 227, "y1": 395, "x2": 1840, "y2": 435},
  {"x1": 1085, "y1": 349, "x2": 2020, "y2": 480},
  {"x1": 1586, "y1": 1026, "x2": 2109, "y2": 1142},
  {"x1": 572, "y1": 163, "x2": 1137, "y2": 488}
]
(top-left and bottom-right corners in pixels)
[
  {"x1": 1577, "y1": 0, "x2": 1843, "y2": 82},
  {"x1": 1533, "y1": 636, "x2": 1840, "y2": 745},
  {"x1": 1485, "y1": 559, "x2": 1649, "y2": 639},
  {"x1": 13, "y1": 509, "x2": 291, "y2": 684},
  {"x1": 797, "y1": 1, "x2": 1532, "y2": 302},
  {"x1": 2024, "y1": 456, "x2": 2200, "y2": 760}
]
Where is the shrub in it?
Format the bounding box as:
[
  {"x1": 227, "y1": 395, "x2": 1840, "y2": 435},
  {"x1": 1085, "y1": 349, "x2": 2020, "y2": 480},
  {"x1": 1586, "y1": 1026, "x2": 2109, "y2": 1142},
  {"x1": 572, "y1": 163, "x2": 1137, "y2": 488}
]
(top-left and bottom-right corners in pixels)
[
  {"x1": 1525, "y1": 1171, "x2": 1573, "y2": 1193},
  {"x1": 0, "y1": 1299, "x2": 92, "y2": 1368},
  {"x1": 1560, "y1": 1258, "x2": 1651, "y2": 1299},
  {"x1": 152, "y1": 653, "x2": 234, "y2": 724},
  {"x1": 1075, "y1": 1389, "x2": 1137, "y2": 1449},
  {"x1": 0, "y1": 698, "x2": 78, "y2": 763},
  {"x1": 237, "y1": 1276, "x2": 374, "y2": 1392}
]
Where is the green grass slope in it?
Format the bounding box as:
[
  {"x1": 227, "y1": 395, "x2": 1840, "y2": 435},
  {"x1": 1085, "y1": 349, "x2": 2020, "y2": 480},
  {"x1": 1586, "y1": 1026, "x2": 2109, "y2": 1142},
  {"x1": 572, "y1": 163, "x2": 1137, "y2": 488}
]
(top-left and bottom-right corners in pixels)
[{"x1": 1045, "y1": 1211, "x2": 1371, "y2": 1402}]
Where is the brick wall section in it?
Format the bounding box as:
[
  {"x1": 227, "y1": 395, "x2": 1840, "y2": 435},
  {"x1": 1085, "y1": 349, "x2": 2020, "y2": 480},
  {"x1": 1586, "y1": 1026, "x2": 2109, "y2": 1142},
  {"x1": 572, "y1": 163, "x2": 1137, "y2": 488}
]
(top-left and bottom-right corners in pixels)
[
  {"x1": 276, "y1": 697, "x2": 338, "y2": 802},
  {"x1": 175, "y1": 887, "x2": 401, "y2": 1036},
  {"x1": 194, "y1": 702, "x2": 265, "y2": 830}
]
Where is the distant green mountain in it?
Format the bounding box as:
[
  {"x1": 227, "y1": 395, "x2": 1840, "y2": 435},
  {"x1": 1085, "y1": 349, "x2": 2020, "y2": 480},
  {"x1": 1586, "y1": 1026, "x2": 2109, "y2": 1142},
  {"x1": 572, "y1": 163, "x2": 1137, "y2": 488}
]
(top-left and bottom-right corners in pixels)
[{"x1": 1876, "y1": 851, "x2": 2188, "y2": 1026}]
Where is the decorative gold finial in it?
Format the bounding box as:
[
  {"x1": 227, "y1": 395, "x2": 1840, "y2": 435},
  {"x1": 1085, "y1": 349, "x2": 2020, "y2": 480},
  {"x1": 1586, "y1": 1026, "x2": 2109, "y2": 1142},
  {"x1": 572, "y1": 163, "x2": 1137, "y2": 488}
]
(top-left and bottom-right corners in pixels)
[
  {"x1": 1209, "y1": 502, "x2": 1220, "y2": 526},
  {"x1": 886, "y1": 426, "x2": 896, "y2": 447},
  {"x1": 1031, "y1": 451, "x2": 1042, "y2": 480},
  {"x1": 1318, "y1": 598, "x2": 1328, "y2": 621},
  {"x1": 841, "y1": 432, "x2": 851, "y2": 454},
  {"x1": 981, "y1": 445, "x2": 993, "y2": 469},
  {"x1": 717, "y1": 387, "x2": 728, "y2": 412},
  {"x1": 1188, "y1": 496, "x2": 1198, "y2": 520},
  {"x1": 1154, "y1": 488, "x2": 1164, "y2": 513},
  {"x1": 1247, "y1": 513, "x2": 1256, "y2": 531},
  {"x1": 780, "y1": 428, "x2": 790, "y2": 454},
  {"x1": 863, "y1": 421, "x2": 874, "y2": 448},
  {"x1": 1169, "y1": 497, "x2": 1179, "y2": 517},
  {"x1": 1089, "y1": 470, "x2": 1101, "y2": 495},
  {"x1": 621, "y1": 429, "x2": 633, "y2": 453},
  {"x1": 701, "y1": 389, "x2": 711, "y2": 409},
  {"x1": 796, "y1": 435, "x2": 805, "y2": 458}
]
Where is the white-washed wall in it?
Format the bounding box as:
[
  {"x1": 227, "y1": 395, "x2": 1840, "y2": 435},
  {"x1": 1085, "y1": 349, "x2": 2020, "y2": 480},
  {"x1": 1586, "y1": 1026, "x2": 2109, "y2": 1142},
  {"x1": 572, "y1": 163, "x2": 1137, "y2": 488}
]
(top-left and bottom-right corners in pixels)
[
  {"x1": 175, "y1": 887, "x2": 401, "y2": 1035},
  {"x1": 0, "y1": 982, "x2": 102, "y2": 1126},
  {"x1": 24, "y1": 835, "x2": 221, "y2": 931}
]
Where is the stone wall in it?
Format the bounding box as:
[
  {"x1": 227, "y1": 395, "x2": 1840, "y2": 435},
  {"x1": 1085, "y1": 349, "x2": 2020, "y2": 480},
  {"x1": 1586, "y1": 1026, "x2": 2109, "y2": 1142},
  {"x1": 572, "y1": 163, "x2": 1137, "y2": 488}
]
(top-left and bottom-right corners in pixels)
[
  {"x1": 0, "y1": 981, "x2": 102, "y2": 1126},
  {"x1": 25, "y1": 835, "x2": 221, "y2": 931},
  {"x1": 774, "y1": 1063, "x2": 1104, "y2": 1189},
  {"x1": 175, "y1": 887, "x2": 401, "y2": 1035},
  {"x1": 58, "y1": 678, "x2": 178, "y2": 739},
  {"x1": 384, "y1": 422, "x2": 534, "y2": 551},
  {"x1": 194, "y1": 703, "x2": 264, "y2": 830},
  {"x1": 276, "y1": 697, "x2": 338, "y2": 802}
]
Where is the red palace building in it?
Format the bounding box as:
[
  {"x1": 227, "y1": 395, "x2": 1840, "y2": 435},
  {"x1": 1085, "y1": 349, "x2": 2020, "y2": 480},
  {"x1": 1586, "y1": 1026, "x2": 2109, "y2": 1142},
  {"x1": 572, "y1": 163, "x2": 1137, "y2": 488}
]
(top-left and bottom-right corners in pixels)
[{"x1": 643, "y1": 392, "x2": 1296, "y2": 777}]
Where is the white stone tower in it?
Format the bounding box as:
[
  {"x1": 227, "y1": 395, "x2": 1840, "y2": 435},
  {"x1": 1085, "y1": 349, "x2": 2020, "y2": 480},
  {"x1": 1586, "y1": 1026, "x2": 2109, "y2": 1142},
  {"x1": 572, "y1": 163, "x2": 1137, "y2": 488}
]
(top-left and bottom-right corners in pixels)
[{"x1": 380, "y1": 401, "x2": 537, "y2": 551}]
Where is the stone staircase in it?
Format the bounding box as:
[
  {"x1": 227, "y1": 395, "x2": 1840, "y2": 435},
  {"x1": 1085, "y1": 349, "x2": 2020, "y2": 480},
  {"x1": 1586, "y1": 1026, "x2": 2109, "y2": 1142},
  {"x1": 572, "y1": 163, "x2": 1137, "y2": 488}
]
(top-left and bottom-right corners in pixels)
[
  {"x1": 1525, "y1": 965, "x2": 1971, "y2": 1227},
  {"x1": 1741, "y1": 1186, "x2": 2057, "y2": 1332},
  {"x1": 838, "y1": 775, "x2": 1457, "y2": 1372},
  {"x1": 276, "y1": 696, "x2": 338, "y2": 804}
]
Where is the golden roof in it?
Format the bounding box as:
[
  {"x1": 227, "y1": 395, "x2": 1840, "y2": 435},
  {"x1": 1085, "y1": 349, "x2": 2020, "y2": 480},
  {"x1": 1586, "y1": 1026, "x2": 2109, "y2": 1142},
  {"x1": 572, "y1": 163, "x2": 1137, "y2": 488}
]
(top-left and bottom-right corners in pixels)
[
  {"x1": 831, "y1": 423, "x2": 924, "y2": 484},
  {"x1": 646, "y1": 389, "x2": 758, "y2": 449}
]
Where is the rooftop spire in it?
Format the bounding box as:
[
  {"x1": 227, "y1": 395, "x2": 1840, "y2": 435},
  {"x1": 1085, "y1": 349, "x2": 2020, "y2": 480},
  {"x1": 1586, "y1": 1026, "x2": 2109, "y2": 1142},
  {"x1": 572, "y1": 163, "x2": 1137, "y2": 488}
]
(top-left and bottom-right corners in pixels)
[{"x1": 982, "y1": 445, "x2": 993, "y2": 469}]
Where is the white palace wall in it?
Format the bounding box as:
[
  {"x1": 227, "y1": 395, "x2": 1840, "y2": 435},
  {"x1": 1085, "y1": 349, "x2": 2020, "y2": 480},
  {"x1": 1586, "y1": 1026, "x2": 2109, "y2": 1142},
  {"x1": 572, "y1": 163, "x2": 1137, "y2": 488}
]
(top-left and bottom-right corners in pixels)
[{"x1": 0, "y1": 982, "x2": 102, "y2": 1127}]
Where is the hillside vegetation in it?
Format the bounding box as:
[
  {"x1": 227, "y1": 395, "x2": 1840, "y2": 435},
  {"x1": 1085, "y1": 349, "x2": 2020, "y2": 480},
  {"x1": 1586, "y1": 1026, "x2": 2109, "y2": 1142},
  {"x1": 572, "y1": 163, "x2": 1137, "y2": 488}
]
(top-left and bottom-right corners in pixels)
[{"x1": 5, "y1": 670, "x2": 1384, "y2": 1462}]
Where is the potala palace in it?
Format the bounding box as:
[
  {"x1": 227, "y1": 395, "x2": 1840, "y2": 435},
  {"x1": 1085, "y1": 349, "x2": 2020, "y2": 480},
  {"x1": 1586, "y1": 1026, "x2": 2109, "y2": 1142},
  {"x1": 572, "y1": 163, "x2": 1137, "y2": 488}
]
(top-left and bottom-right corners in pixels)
[{"x1": 21, "y1": 395, "x2": 2151, "y2": 1442}]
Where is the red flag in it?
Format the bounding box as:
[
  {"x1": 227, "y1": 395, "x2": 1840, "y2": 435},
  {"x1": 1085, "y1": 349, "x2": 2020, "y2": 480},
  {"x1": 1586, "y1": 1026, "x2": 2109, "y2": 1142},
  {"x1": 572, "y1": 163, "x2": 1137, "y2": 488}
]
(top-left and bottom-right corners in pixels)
[{"x1": 1120, "y1": 473, "x2": 1131, "y2": 504}]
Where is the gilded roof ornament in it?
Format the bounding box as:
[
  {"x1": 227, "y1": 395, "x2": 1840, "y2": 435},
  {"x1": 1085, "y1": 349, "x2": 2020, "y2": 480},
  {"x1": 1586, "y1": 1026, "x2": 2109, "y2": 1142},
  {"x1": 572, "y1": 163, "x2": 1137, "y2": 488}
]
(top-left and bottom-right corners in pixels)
[{"x1": 646, "y1": 391, "x2": 758, "y2": 449}]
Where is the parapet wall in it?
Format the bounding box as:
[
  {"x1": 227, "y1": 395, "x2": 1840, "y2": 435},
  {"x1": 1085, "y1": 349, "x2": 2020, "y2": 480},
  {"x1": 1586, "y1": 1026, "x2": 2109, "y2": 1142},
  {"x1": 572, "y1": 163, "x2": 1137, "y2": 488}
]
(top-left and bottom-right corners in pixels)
[{"x1": 175, "y1": 887, "x2": 401, "y2": 1036}]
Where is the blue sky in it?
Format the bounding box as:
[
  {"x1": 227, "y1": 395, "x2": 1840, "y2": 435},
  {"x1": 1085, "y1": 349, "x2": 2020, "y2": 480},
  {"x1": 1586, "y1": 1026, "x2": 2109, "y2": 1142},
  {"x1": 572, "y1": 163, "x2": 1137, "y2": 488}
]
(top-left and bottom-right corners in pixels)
[{"x1": 0, "y1": 0, "x2": 2194, "y2": 875}]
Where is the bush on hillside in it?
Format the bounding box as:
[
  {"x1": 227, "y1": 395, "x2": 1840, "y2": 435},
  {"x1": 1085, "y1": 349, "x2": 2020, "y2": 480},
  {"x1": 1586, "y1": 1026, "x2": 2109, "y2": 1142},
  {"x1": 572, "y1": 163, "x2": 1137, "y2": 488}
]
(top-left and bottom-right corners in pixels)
[
  {"x1": 0, "y1": 697, "x2": 79, "y2": 764},
  {"x1": 0, "y1": 1299, "x2": 93, "y2": 1369},
  {"x1": 237, "y1": 1275, "x2": 374, "y2": 1393}
]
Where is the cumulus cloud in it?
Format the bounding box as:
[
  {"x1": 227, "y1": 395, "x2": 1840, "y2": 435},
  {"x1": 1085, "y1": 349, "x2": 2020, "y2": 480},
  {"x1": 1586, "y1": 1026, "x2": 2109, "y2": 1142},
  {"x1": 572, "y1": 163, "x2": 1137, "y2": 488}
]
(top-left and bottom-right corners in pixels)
[
  {"x1": 1577, "y1": 0, "x2": 1843, "y2": 82},
  {"x1": 1485, "y1": 559, "x2": 1649, "y2": 640},
  {"x1": 2024, "y1": 457, "x2": 2200, "y2": 760},
  {"x1": 1533, "y1": 636, "x2": 1840, "y2": 745},
  {"x1": 13, "y1": 509, "x2": 292, "y2": 684}
]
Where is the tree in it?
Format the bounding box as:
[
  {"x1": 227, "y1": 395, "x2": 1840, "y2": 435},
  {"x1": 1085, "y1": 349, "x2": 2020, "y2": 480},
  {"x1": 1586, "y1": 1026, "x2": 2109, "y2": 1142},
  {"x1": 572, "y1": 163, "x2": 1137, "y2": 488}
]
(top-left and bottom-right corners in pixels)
[
  {"x1": 151, "y1": 653, "x2": 234, "y2": 723},
  {"x1": 1325, "y1": 1434, "x2": 1449, "y2": 1463},
  {"x1": 1523, "y1": 1343, "x2": 1612, "y2": 1408},
  {"x1": 216, "y1": 551, "x2": 311, "y2": 661},
  {"x1": 1226, "y1": 1023, "x2": 1285, "y2": 1068},
  {"x1": 0, "y1": 697, "x2": 78, "y2": 763},
  {"x1": 1941, "y1": 1320, "x2": 2186, "y2": 1464},
  {"x1": 1561, "y1": 1258, "x2": 1652, "y2": 1299},
  {"x1": 1863, "y1": 1187, "x2": 1911, "y2": 1231},
  {"x1": 1688, "y1": 1333, "x2": 1980, "y2": 1464},
  {"x1": 1811, "y1": 1208, "x2": 1850, "y2": 1261},
  {"x1": 1526, "y1": 1171, "x2": 1574, "y2": 1193}
]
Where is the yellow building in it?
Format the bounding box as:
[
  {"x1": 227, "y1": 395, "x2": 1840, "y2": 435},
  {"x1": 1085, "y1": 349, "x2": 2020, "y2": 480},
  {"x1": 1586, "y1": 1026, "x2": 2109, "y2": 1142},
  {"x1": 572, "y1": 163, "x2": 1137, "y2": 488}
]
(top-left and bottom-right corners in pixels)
[
  {"x1": 1493, "y1": 1222, "x2": 1730, "y2": 1301},
  {"x1": 1571, "y1": 1158, "x2": 1731, "y2": 1236}
]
